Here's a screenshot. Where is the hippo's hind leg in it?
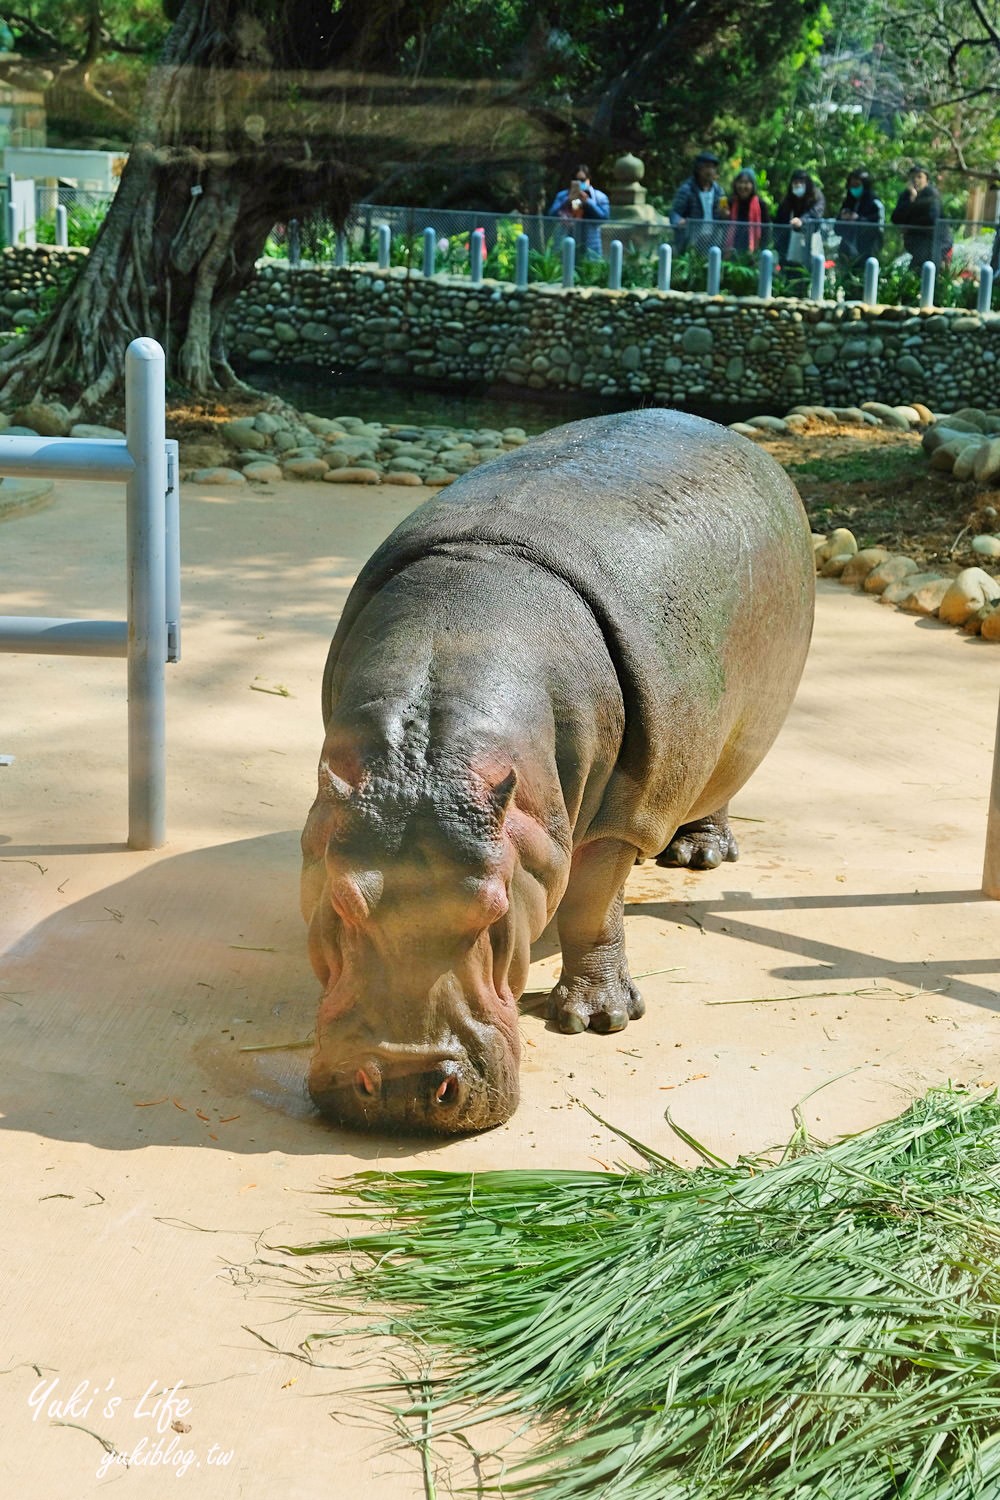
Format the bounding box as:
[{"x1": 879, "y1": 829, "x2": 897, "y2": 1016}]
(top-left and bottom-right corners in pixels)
[
  {"x1": 547, "y1": 839, "x2": 646, "y2": 1036},
  {"x1": 656, "y1": 807, "x2": 739, "y2": 870}
]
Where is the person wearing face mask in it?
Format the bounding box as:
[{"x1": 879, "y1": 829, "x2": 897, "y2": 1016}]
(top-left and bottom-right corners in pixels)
[
  {"x1": 724, "y1": 168, "x2": 772, "y2": 257},
  {"x1": 669, "y1": 151, "x2": 726, "y2": 253},
  {"x1": 773, "y1": 170, "x2": 826, "y2": 291},
  {"x1": 890, "y1": 164, "x2": 952, "y2": 271},
  {"x1": 548, "y1": 162, "x2": 611, "y2": 261},
  {"x1": 835, "y1": 169, "x2": 883, "y2": 284}
]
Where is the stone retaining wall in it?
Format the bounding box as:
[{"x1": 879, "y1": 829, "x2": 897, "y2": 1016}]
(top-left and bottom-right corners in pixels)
[
  {"x1": 227, "y1": 263, "x2": 1000, "y2": 413},
  {"x1": 0, "y1": 248, "x2": 997, "y2": 413}
]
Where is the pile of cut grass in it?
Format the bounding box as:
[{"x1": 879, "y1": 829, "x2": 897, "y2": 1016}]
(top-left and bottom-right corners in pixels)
[{"x1": 283, "y1": 1089, "x2": 1000, "y2": 1499}]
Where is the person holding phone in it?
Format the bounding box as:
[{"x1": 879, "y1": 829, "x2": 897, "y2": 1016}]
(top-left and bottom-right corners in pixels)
[{"x1": 548, "y1": 163, "x2": 610, "y2": 260}]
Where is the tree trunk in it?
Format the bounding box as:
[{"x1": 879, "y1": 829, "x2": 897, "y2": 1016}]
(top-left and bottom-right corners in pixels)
[{"x1": 0, "y1": 0, "x2": 364, "y2": 414}]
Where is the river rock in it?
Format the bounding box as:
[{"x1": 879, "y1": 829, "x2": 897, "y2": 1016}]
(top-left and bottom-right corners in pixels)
[
  {"x1": 814, "y1": 529, "x2": 858, "y2": 569},
  {"x1": 242, "y1": 461, "x2": 282, "y2": 482},
  {"x1": 909, "y1": 403, "x2": 934, "y2": 425},
  {"x1": 729, "y1": 422, "x2": 763, "y2": 438},
  {"x1": 12, "y1": 400, "x2": 71, "y2": 436},
  {"x1": 971, "y1": 535, "x2": 1000, "y2": 559},
  {"x1": 322, "y1": 467, "x2": 380, "y2": 484},
  {"x1": 221, "y1": 418, "x2": 267, "y2": 450},
  {"x1": 69, "y1": 423, "x2": 124, "y2": 439},
  {"x1": 190, "y1": 466, "x2": 246, "y2": 485},
  {"x1": 840, "y1": 547, "x2": 891, "y2": 586},
  {"x1": 383, "y1": 471, "x2": 423, "y2": 486},
  {"x1": 954, "y1": 441, "x2": 990, "y2": 481},
  {"x1": 861, "y1": 402, "x2": 909, "y2": 429},
  {"x1": 929, "y1": 435, "x2": 984, "y2": 472},
  {"x1": 864, "y1": 556, "x2": 919, "y2": 594},
  {"x1": 746, "y1": 415, "x2": 788, "y2": 433},
  {"x1": 282, "y1": 456, "x2": 329, "y2": 479},
  {"x1": 884, "y1": 573, "x2": 948, "y2": 611},
  {"x1": 971, "y1": 439, "x2": 1000, "y2": 486},
  {"x1": 938, "y1": 567, "x2": 1000, "y2": 625}
]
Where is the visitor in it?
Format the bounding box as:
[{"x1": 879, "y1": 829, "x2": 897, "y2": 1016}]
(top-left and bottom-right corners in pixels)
[
  {"x1": 670, "y1": 152, "x2": 725, "y2": 254},
  {"x1": 835, "y1": 169, "x2": 883, "y2": 284},
  {"x1": 890, "y1": 164, "x2": 953, "y2": 271},
  {"x1": 548, "y1": 164, "x2": 610, "y2": 261},
  {"x1": 724, "y1": 169, "x2": 771, "y2": 256},
  {"x1": 772, "y1": 170, "x2": 826, "y2": 292}
]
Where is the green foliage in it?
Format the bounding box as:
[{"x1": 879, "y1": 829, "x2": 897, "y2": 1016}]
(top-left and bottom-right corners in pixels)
[
  {"x1": 287, "y1": 1088, "x2": 1000, "y2": 1500},
  {"x1": 35, "y1": 199, "x2": 111, "y2": 248},
  {"x1": 1, "y1": 0, "x2": 167, "y2": 59}
]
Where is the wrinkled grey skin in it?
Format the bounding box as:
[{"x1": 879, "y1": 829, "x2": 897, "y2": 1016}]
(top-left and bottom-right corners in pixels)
[{"x1": 301, "y1": 409, "x2": 815, "y2": 1134}]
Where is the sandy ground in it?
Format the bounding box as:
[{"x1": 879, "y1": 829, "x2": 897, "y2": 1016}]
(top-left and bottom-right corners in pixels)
[{"x1": 2, "y1": 471, "x2": 1000, "y2": 1499}]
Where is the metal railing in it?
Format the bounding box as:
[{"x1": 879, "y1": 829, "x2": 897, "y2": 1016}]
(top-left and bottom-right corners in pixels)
[{"x1": 0, "y1": 338, "x2": 180, "y2": 849}]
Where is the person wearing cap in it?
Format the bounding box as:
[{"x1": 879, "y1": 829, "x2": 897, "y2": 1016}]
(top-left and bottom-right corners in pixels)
[
  {"x1": 548, "y1": 163, "x2": 611, "y2": 260},
  {"x1": 890, "y1": 164, "x2": 953, "y2": 270},
  {"x1": 669, "y1": 152, "x2": 725, "y2": 253}
]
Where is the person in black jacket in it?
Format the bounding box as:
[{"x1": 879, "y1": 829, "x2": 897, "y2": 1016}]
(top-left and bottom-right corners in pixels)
[
  {"x1": 835, "y1": 169, "x2": 883, "y2": 285},
  {"x1": 773, "y1": 170, "x2": 826, "y2": 292},
  {"x1": 890, "y1": 165, "x2": 953, "y2": 270}
]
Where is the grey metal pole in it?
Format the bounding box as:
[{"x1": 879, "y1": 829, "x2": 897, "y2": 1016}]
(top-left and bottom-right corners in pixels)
[
  {"x1": 608, "y1": 239, "x2": 623, "y2": 290},
  {"x1": 125, "y1": 337, "x2": 167, "y2": 850},
  {"x1": 919, "y1": 260, "x2": 936, "y2": 309},
  {"x1": 470, "y1": 228, "x2": 484, "y2": 285},
  {"x1": 422, "y1": 226, "x2": 436, "y2": 277},
  {"x1": 334, "y1": 231, "x2": 347, "y2": 268},
  {"x1": 6, "y1": 200, "x2": 17, "y2": 247},
  {"x1": 978, "y1": 265, "x2": 994, "y2": 315},
  {"x1": 561, "y1": 236, "x2": 575, "y2": 288},
  {"x1": 55, "y1": 204, "x2": 68, "y2": 247},
  {"x1": 707, "y1": 244, "x2": 721, "y2": 295},
  {"x1": 288, "y1": 217, "x2": 301, "y2": 267},
  {"x1": 863, "y1": 256, "x2": 880, "y2": 307},
  {"x1": 657, "y1": 243, "x2": 672, "y2": 292},
  {"x1": 984, "y1": 690, "x2": 1000, "y2": 898},
  {"x1": 515, "y1": 232, "x2": 529, "y2": 288},
  {"x1": 809, "y1": 251, "x2": 825, "y2": 301},
  {"x1": 757, "y1": 249, "x2": 774, "y2": 299},
  {"x1": 377, "y1": 223, "x2": 391, "y2": 270},
  {"x1": 164, "y1": 438, "x2": 181, "y2": 664}
]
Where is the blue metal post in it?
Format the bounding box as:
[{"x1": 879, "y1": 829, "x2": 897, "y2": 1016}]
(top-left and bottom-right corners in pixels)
[
  {"x1": 657, "y1": 243, "x2": 672, "y2": 292},
  {"x1": 757, "y1": 249, "x2": 774, "y2": 299},
  {"x1": 920, "y1": 260, "x2": 936, "y2": 309},
  {"x1": 288, "y1": 218, "x2": 301, "y2": 267},
  {"x1": 423, "y1": 226, "x2": 436, "y2": 277},
  {"x1": 707, "y1": 245, "x2": 721, "y2": 295},
  {"x1": 561, "y1": 236, "x2": 575, "y2": 288},
  {"x1": 608, "y1": 239, "x2": 623, "y2": 290},
  {"x1": 377, "y1": 223, "x2": 391, "y2": 270},
  {"x1": 6, "y1": 200, "x2": 17, "y2": 247},
  {"x1": 980, "y1": 265, "x2": 995, "y2": 315},
  {"x1": 809, "y1": 252, "x2": 825, "y2": 301},
  {"x1": 334, "y1": 232, "x2": 347, "y2": 268},
  {"x1": 515, "y1": 232, "x2": 529, "y2": 288},
  {"x1": 55, "y1": 204, "x2": 68, "y2": 247},
  {"x1": 125, "y1": 338, "x2": 167, "y2": 850},
  {"x1": 863, "y1": 256, "x2": 880, "y2": 307},
  {"x1": 470, "y1": 228, "x2": 484, "y2": 285}
]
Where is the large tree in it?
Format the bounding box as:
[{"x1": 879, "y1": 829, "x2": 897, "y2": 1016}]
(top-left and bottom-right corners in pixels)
[{"x1": 0, "y1": 0, "x2": 827, "y2": 412}]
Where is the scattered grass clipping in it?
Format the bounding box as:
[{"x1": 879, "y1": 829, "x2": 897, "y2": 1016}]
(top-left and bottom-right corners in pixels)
[{"x1": 282, "y1": 1088, "x2": 1000, "y2": 1499}]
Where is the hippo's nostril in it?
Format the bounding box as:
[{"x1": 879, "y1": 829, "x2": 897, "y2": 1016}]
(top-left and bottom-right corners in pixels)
[
  {"x1": 433, "y1": 1074, "x2": 460, "y2": 1106},
  {"x1": 355, "y1": 1066, "x2": 378, "y2": 1098}
]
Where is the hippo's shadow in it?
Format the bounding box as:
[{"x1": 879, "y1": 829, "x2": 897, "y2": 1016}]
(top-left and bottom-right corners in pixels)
[{"x1": 2, "y1": 831, "x2": 554, "y2": 1159}]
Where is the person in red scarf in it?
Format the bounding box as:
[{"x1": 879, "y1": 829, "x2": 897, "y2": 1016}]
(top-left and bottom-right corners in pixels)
[{"x1": 725, "y1": 168, "x2": 772, "y2": 257}]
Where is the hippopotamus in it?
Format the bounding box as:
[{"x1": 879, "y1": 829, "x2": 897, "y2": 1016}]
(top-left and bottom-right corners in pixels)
[{"x1": 300, "y1": 408, "x2": 814, "y2": 1134}]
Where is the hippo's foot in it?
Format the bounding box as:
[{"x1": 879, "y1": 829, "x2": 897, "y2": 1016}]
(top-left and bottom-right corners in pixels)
[
  {"x1": 547, "y1": 966, "x2": 646, "y2": 1036},
  {"x1": 656, "y1": 811, "x2": 739, "y2": 870}
]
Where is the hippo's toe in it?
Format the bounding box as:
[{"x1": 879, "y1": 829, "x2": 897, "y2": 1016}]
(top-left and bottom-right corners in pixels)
[
  {"x1": 548, "y1": 974, "x2": 644, "y2": 1035},
  {"x1": 657, "y1": 812, "x2": 739, "y2": 870}
]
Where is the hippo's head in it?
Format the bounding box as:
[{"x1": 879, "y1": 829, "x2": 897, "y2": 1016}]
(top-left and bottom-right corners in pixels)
[{"x1": 301, "y1": 759, "x2": 548, "y2": 1134}]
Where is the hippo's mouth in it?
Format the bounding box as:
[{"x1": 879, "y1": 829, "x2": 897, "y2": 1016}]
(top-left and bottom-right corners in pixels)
[{"x1": 307, "y1": 1026, "x2": 519, "y2": 1135}]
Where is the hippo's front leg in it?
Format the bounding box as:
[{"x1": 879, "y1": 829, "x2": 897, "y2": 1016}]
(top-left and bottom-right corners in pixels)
[{"x1": 547, "y1": 839, "x2": 646, "y2": 1035}]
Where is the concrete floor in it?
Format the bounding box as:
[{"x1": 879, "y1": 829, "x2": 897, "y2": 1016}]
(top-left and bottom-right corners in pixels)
[{"x1": 2, "y1": 472, "x2": 999, "y2": 1498}]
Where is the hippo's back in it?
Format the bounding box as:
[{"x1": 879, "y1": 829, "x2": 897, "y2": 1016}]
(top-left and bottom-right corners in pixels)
[{"x1": 325, "y1": 408, "x2": 814, "y2": 853}]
